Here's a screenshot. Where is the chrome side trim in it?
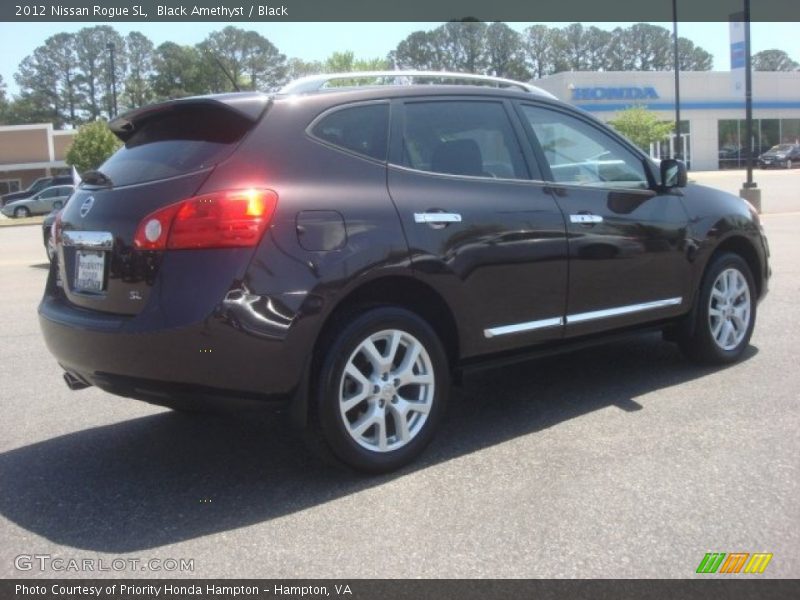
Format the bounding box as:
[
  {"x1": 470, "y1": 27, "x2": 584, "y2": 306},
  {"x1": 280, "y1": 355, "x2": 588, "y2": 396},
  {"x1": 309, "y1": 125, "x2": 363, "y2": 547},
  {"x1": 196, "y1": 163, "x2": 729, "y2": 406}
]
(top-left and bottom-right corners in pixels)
[
  {"x1": 483, "y1": 297, "x2": 683, "y2": 339},
  {"x1": 566, "y1": 297, "x2": 683, "y2": 324},
  {"x1": 414, "y1": 212, "x2": 462, "y2": 224},
  {"x1": 484, "y1": 317, "x2": 563, "y2": 339},
  {"x1": 61, "y1": 231, "x2": 113, "y2": 251}
]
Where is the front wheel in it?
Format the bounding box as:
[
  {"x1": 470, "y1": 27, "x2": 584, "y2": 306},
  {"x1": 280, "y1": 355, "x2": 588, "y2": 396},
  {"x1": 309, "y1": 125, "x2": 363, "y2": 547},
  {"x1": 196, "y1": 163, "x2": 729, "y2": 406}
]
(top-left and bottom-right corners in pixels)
[
  {"x1": 14, "y1": 206, "x2": 30, "y2": 218},
  {"x1": 678, "y1": 252, "x2": 757, "y2": 365},
  {"x1": 313, "y1": 306, "x2": 449, "y2": 473},
  {"x1": 787, "y1": 159, "x2": 793, "y2": 169}
]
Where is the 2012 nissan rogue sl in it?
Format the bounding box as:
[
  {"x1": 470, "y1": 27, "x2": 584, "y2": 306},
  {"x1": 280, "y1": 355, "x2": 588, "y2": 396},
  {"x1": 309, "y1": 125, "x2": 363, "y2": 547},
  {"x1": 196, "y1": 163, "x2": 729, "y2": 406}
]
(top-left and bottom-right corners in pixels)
[{"x1": 39, "y1": 72, "x2": 770, "y2": 473}]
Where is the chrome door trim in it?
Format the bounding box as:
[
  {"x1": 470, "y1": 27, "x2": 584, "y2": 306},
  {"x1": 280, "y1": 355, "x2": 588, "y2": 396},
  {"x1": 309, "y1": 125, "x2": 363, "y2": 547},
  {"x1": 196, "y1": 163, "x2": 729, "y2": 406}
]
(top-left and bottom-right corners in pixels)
[
  {"x1": 414, "y1": 212, "x2": 462, "y2": 224},
  {"x1": 484, "y1": 316, "x2": 563, "y2": 338},
  {"x1": 566, "y1": 297, "x2": 683, "y2": 324},
  {"x1": 483, "y1": 297, "x2": 682, "y2": 339},
  {"x1": 61, "y1": 231, "x2": 114, "y2": 251}
]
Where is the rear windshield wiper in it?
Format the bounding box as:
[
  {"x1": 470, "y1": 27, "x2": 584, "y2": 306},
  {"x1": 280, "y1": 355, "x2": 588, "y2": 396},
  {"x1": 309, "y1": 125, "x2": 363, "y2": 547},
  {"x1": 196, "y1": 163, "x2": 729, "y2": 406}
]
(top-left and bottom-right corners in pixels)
[{"x1": 81, "y1": 170, "x2": 114, "y2": 188}]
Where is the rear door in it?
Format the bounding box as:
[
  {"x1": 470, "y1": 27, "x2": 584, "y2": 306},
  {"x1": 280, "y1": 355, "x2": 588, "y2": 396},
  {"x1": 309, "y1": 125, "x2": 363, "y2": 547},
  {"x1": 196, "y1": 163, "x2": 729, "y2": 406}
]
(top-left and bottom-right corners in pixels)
[
  {"x1": 516, "y1": 102, "x2": 692, "y2": 337},
  {"x1": 387, "y1": 97, "x2": 568, "y2": 355},
  {"x1": 55, "y1": 98, "x2": 268, "y2": 315}
]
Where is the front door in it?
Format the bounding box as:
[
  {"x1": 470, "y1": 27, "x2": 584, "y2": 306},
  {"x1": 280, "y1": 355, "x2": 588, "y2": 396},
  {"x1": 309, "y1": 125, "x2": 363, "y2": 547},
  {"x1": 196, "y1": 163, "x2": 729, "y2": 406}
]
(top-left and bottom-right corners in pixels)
[{"x1": 516, "y1": 102, "x2": 692, "y2": 337}]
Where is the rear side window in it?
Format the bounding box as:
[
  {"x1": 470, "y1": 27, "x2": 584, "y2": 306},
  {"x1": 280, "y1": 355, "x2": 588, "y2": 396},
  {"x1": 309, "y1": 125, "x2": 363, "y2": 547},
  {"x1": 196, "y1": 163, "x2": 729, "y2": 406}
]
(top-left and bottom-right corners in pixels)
[
  {"x1": 400, "y1": 101, "x2": 529, "y2": 179},
  {"x1": 99, "y1": 105, "x2": 254, "y2": 187},
  {"x1": 310, "y1": 103, "x2": 389, "y2": 161}
]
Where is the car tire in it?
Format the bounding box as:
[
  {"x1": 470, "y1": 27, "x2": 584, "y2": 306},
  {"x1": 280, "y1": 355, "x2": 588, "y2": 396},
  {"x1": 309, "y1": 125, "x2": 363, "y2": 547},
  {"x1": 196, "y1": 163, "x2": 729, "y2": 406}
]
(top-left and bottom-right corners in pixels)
[
  {"x1": 312, "y1": 306, "x2": 449, "y2": 473},
  {"x1": 14, "y1": 207, "x2": 30, "y2": 218},
  {"x1": 787, "y1": 159, "x2": 793, "y2": 170},
  {"x1": 678, "y1": 252, "x2": 757, "y2": 365},
  {"x1": 53, "y1": 201, "x2": 63, "y2": 210}
]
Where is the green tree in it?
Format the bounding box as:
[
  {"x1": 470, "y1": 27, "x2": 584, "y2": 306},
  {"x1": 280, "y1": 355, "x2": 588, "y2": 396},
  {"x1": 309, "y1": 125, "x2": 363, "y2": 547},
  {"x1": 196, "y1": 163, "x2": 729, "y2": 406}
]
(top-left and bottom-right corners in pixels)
[
  {"x1": 151, "y1": 42, "x2": 206, "y2": 98},
  {"x1": 752, "y1": 49, "x2": 799, "y2": 71},
  {"x1": 65, "y1": 120, "x2": 121, "y2": 173},
  {"x1": 485, "y1": 22, "x2": 529, "y2": 80},
  {"x1": 524, "y1": 24, "x2": 557, "y2": 78},
  {"x1": 608, "y1": 106, "x2": 674, "y2": 152},
  {"x1": 197, "y1": 26, "x2": 286, "y2": 92},
  {"x1": 123, "y1": 31, "x2": 155, "y2": 109},
  {"x1": 677, "y1": 37, "x2": 713, "y2": 71},
  {"x1": 74, "y1": 26, "x2": 126, "y2": 119},
  {"x1": 285, "y1": 57, "x2": 324, "y2": 79},
  {"x1": 14, "y1": 33, "x2": 82, "y2": 127},
  {"x1": 389, "y1": 30, "x2": 443, "y2": 70}
]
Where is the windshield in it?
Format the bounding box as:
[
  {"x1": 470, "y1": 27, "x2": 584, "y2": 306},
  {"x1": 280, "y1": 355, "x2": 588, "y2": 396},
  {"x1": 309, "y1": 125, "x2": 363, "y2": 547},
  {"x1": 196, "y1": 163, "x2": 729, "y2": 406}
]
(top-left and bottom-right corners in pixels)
[{"x1": 769, "y1": 144, "x2": 793, "y2": 153}]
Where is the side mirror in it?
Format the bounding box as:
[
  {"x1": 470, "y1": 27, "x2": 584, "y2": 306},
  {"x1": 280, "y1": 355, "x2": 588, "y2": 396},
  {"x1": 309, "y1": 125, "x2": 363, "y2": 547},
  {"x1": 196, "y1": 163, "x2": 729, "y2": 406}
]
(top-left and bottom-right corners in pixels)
[{"x1": 660, "y1": 159, "x2": 687, "y2": 188}]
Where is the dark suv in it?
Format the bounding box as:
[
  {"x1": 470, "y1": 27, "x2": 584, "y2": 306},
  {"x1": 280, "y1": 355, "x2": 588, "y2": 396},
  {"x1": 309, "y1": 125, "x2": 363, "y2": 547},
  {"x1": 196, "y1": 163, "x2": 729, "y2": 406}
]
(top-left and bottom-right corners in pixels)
[{"x1": 39, "y1": 72, "x2": 770, "y2": 473}]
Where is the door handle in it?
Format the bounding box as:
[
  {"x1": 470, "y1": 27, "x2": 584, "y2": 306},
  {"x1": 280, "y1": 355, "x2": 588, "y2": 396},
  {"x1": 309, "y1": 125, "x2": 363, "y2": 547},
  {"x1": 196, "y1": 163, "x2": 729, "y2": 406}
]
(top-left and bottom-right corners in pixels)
[
  {"x1": 414, "y1": 212, "x2": 462, "y2": 224},
  {"x1": 570, "y1": 214, "x2": 603, "y2": 224}
]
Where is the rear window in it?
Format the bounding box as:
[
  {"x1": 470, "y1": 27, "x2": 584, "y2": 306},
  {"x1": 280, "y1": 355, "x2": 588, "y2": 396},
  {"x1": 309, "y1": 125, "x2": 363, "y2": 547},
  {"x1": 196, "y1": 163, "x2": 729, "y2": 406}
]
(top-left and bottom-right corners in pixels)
[
  {"x1": 310, "y1": 103, "x2": 389, "y2": 161},
  {"x1": 99, "y1": 105, "x2": 254, "y2": 187}
]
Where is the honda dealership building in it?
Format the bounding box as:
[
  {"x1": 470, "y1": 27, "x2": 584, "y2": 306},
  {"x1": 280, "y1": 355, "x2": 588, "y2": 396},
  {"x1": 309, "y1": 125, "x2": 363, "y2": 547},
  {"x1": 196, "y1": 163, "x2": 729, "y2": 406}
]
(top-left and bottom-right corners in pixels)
[{"x1": 535, "y1": 71, "x2": 800, "y2": 171}]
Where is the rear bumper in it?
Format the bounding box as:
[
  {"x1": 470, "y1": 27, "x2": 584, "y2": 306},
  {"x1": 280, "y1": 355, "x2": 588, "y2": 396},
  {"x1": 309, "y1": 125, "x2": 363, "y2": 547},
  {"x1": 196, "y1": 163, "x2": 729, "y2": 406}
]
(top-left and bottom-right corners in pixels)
[{"x1": 38, "y1": 293, "x2": 306, "y2": 408}]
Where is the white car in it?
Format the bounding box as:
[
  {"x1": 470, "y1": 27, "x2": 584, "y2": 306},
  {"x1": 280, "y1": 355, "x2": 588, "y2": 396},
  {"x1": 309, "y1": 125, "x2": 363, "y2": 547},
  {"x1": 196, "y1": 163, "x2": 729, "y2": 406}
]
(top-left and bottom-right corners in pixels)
[{"x1": 1, "y1": 185, "x2": 74, "y2": 218}]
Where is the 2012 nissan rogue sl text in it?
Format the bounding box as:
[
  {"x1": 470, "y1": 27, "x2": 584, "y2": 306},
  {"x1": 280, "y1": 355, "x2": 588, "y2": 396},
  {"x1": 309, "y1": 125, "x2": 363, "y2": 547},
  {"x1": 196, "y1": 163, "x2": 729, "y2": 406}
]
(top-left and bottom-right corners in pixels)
[{"x1": 39, "y1": 72, "x2": 770, "y2": 473}]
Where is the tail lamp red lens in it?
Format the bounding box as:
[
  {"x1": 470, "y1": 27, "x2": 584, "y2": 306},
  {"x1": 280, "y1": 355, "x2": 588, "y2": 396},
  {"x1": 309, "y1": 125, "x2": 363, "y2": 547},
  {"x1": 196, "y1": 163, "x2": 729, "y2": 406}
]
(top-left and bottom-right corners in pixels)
[
  {"x1": 51, "y1": 210, "x2": 63, "y2": 244},
  {"x1": 134, "y1": 189, "x2": 278, "y2": 250}
]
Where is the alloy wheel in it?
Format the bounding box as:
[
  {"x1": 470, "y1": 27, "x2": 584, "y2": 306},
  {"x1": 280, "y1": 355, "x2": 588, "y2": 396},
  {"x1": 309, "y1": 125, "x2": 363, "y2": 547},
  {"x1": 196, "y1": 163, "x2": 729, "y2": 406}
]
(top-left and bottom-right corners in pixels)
[
  {"x1": 708, "y1": 268, "x2": 751, "y2": 351},
  {"x1": 338, "y1": 329, "x2": 435, "y2": 453}
]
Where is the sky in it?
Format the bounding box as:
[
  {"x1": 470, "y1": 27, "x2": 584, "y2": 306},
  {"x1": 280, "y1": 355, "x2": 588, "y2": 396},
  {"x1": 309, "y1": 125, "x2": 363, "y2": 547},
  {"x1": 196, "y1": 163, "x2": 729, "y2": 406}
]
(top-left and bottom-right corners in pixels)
[{"x1": 0, "y1": 21, "x2": 798, "y2": 96}]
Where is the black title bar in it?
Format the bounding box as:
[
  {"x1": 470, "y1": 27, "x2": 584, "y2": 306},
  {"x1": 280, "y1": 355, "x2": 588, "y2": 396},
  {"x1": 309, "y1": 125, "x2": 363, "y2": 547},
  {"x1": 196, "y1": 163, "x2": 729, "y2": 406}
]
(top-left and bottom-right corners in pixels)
[{"x1": 1, "y1": 0, "x2": 798, "y2": 22}]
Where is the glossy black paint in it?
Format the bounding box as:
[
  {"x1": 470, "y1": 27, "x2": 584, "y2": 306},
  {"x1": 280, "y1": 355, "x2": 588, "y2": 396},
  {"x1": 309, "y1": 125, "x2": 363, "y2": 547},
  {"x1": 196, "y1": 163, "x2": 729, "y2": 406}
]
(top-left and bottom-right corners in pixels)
[{"x1": 39, "y1": 85, "x2": 770, "y2": 414}]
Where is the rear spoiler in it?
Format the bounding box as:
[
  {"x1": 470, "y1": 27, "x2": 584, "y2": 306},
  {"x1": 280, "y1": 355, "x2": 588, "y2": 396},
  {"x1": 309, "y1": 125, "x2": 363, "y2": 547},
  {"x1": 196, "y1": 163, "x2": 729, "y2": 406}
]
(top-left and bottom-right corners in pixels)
[{"x1": 108, "y1": 93, "x2": 271, "y2": 142}]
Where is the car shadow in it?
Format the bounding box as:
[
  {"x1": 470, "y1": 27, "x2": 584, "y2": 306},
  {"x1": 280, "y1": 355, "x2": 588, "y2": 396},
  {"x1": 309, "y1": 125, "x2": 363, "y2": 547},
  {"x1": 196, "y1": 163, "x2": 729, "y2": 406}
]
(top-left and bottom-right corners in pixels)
[
  {"x1": 0, "y1": 333, "x2": 758, "y2": 552},
  {"x1": 29, "y1": 263, "x2": 50, "y2": 270}
]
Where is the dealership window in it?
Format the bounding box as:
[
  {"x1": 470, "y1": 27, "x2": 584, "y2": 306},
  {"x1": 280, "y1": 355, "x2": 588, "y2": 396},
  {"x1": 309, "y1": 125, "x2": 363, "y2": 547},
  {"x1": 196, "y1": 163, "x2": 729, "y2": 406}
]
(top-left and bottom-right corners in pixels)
[
  {"x1": 0, "y1": 179, "x2": 21, "y2": 195},
  {"x1": 718, "y1": 118, "x2": 799, "y2": 169}
]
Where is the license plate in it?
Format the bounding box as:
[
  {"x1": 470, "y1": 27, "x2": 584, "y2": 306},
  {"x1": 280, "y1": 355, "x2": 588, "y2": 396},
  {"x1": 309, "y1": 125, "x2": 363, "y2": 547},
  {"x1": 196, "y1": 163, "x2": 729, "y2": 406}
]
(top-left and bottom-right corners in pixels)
[{"x1": 74, "y1": 250, "x2": 105, "y2": 293}]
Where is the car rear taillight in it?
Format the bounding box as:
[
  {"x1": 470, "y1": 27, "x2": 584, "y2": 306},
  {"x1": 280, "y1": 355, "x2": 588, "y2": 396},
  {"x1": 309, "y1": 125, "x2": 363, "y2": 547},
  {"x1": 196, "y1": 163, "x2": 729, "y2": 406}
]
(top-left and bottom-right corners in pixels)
[
  {"x1": 52, "y1": 211, "x2": 62, "y2": 244},
  {"x1": 134, "y1": 188, "x2": 278, "y2": 250}
]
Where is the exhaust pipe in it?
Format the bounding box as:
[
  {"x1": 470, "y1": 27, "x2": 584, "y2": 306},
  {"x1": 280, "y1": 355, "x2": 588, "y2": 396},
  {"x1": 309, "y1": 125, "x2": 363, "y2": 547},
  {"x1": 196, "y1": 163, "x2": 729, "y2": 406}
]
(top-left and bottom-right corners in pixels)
[{"x1": 63, "y1": 372, "x2": 90, "y2": 391}]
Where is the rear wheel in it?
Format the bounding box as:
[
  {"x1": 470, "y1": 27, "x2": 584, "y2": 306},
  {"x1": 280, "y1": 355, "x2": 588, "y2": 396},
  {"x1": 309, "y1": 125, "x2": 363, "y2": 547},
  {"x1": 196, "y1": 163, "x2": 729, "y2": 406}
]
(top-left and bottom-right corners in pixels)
[
  {"x1": 678, "y1": 252, "x2": 756, "y2": 365},
  {"x1": 313, "y1": 306, "x2": 449, "y2": 473},
  {"x1": 53, "y1": 201, "x2": 63, "y2": 210},
  {"x1": 14, "y1": 206, "x2": 30, "y2": 218},
  {"x1": 787, "y1": 159, "x2": 793, "y2": 169}
]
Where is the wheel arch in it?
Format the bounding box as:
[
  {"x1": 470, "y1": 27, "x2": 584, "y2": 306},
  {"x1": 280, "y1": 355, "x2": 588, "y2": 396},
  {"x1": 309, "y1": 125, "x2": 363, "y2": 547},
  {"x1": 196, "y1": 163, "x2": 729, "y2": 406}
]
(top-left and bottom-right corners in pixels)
[
  {"x1": 291, "y1": 274, "x2": 460, "y2": 427},
  {"x1": 710, "y1": 234, "x2": 764, "y2": 299}
]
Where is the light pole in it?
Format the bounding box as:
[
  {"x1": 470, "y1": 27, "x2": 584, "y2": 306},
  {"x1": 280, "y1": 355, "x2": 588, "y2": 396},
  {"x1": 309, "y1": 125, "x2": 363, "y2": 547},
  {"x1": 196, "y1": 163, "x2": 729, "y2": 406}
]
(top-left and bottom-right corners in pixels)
[
  {"x1": 107, "y1": 42, "x2": 118, "y2": 118},
  {"x1": 672, "y1": 0, "x2": 682, "y2": 162},
  {"x1": 738, "y1": 0, "x2": 761, "y2": 211}
]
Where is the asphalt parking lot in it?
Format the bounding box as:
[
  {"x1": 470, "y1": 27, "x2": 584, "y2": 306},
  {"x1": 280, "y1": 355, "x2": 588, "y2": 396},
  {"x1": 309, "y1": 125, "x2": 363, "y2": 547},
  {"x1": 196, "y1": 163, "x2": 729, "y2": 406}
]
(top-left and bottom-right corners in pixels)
[{"x1": 0, "y1": 170, "x2": 797, "y2": 579}]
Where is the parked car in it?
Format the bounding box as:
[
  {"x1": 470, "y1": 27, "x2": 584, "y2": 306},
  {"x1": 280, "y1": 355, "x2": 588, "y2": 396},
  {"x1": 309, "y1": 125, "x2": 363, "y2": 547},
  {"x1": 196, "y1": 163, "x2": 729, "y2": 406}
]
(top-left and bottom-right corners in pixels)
[
  {"x1": 1, "y1": 174, "x2": 73, "y2": 206},
  {"x1": 1, "y1": 185, "x2": 74, "y2": 218},
  {"x1": 38, "y1": 72, "x2": 770, "y2": 473},
  {"x1": 42, "y1": 209, "x2": 61, "y2": 261},
  {"x1": 757, "y1": 143, "x2": 800, "y2": 169}
]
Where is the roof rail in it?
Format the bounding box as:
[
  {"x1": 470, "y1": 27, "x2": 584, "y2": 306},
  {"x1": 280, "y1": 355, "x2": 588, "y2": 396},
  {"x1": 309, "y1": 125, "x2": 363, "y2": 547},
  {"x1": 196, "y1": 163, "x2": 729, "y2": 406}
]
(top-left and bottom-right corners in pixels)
[{"x1": 279, "y1": 70, "x2": 556, "y2": 99}]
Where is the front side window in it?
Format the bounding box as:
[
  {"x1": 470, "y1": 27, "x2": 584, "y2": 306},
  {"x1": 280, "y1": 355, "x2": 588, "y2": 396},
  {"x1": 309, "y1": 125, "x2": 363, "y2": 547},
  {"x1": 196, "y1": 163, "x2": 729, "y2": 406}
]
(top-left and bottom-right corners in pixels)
[
  {"x1": 400, "y1": 101, "x2": 529, "y2": 179},
  {"x1": 311, "y1": 103, "x2": 389, "y2": 161},
  {"x1": 520, "y1": 105, "x2": 648, "y2": 189}
]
